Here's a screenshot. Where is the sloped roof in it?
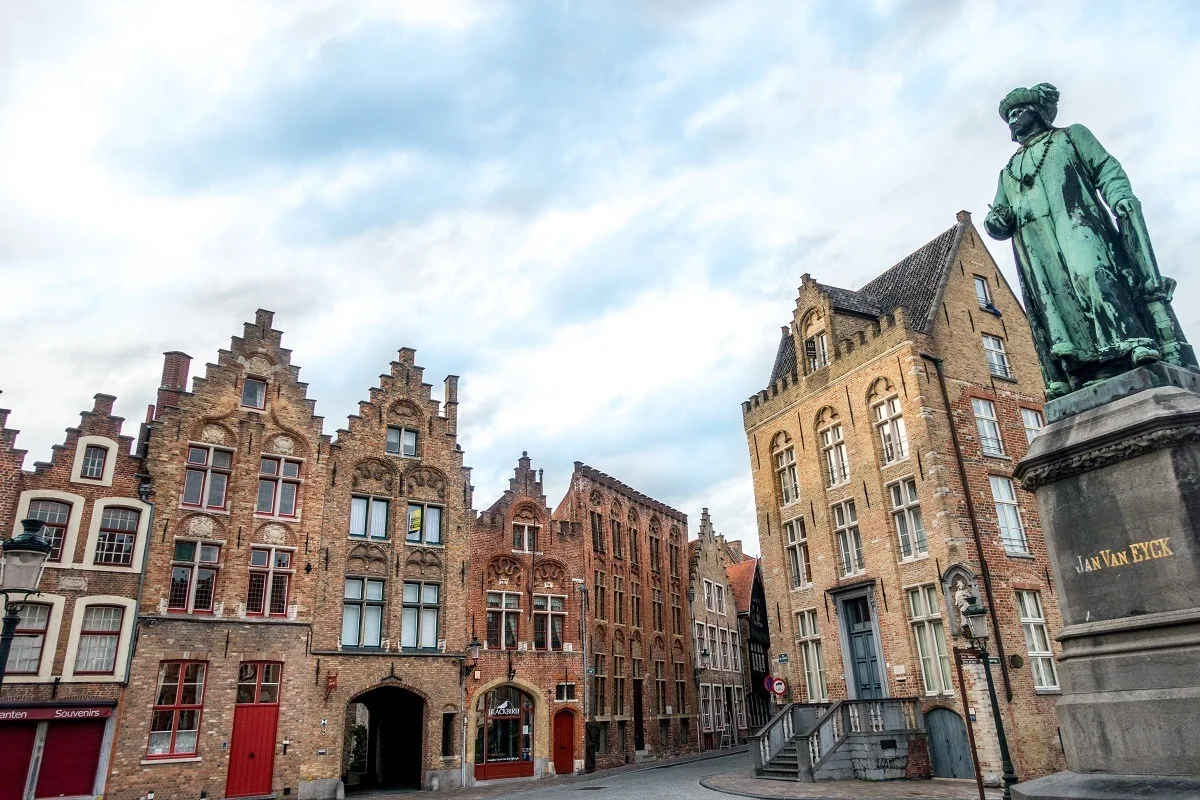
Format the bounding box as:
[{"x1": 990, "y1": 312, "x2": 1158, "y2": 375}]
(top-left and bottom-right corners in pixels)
[
  {"x1": 726, "y1": 558, "x2": 758, "y2": 615},
  {"x1": 818, "y1": 284, "x2": 881, "y2": 318},
  {"x1": 768, "y1": 327, "x2": 797, "y2": 386}
]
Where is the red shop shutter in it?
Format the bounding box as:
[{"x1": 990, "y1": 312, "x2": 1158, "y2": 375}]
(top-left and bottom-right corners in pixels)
[
  {"x1": 34, "y1": 719, "x2": 106, "y2": 798},
  {"x1": 0, "y1": 723, "x2": 37, "y2": 800}
]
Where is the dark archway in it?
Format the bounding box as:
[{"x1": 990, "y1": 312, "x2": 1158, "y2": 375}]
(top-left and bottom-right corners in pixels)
[{"x1": 345, "y1": 686, "x2": 425, "y2": 791}]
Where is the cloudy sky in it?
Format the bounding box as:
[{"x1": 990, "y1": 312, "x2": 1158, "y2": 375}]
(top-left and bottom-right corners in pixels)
[{"x1": 3, "y1": 0, "x2": 1198, "y2": 554}]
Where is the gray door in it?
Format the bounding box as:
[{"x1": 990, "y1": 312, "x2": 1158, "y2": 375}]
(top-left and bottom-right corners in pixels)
[
  {"x1": 845, "y1": 597, "x2": 883, "y2": 699},
  {"x1": 926, "y1": 708, "x2": 974, "y2": 779}
]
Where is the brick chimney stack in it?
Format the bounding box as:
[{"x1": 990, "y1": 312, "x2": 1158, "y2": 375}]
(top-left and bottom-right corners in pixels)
[
  {"x1": 444, "y1": 375, "x2": 459, "y2": 435},
  {"x1": 156, "y1": 351, "x2": 192, "y2": 418},
  {"x1": 91, "y1": 394, "x2": 116, "y2": 417}
]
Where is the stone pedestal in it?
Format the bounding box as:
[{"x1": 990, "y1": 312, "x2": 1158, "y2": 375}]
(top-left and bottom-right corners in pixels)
[{"x1": 1013, "y1": 367, "x2": 1200, "y2": 800}]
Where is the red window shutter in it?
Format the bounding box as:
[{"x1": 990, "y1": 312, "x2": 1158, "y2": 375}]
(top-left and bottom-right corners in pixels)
[
  {"x1": 34, "y1": 719, "x2": 106, "y2": 798},
  {"x1": 0, "y1": 723, "x2": 37, "y2": 800}
]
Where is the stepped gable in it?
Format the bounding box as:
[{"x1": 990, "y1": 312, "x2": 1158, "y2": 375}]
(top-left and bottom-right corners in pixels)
[
  {"x1": 333, "y1": 346, "x2": 459, "y2": 445},
  {"x1": 482, "y1": 450, "x2": 544, "y2": 517},
  {"x1": 28, "y1": 394, "x2": 135, "y2": 477},
  {"x1": 725, "y1": 558, "x2": 757, "y2": 615},
  {"x1": 572, "y1": 461, "x2": 686, "y2": 522}
]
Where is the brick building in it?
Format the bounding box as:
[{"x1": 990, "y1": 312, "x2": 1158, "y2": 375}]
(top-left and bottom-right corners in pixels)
[
  {"x1": 551, "y1": 463, "x2": 695, "y2": 767},
  {"x1": 106, "y1": 311, "x2": 330, "y2": 800},
  {"x1": 687, "y1": 509, "x2": 749, "y2": 748},
  {"x1": 0, "y1": 395, "x2": 150, "y2": 800},
  {"x1": 742, "y1": 212, "x2": 1066, "y2": 783},
  {"x1": 724, "y1": 556, "x2": 772, "y2": 731},
  {"x1": 306, "y1": 347, "x2": 473, "y2": 794},
  {"x1": 466, "y1": 452, "x2": 585, "y2": 782}
]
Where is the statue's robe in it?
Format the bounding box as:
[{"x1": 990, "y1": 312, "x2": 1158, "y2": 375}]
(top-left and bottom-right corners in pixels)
[{"x1": 984, "y1": 124, "x2": 1156, "y2": 393}]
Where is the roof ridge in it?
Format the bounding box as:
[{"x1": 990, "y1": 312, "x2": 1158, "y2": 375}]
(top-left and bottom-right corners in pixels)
[{"x1": 572, "y1": 461, "x2": 687, "y2": 522}]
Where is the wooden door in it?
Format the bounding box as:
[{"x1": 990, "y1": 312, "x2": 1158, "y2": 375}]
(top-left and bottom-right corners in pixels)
[
  {"x1": 226, "y1": 663, "x2": 281, "y2": 798},
  {"x1": 926, "y1": 708, "x2": 974, "y2": 779},
  {"x1": 845, "y1": 598, "x2": 883, "y2": 699},
  {"x1": 632, "y1": 680, "x2": 645, "y2": 750},
  {"x1": 553, "y1": 711, "x2": 574, "y2": 775}
]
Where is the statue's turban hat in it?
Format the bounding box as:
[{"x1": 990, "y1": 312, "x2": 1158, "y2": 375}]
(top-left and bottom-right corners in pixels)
[{"x1": 999, "y1": 82, "x2": 1060, "y2": 125}]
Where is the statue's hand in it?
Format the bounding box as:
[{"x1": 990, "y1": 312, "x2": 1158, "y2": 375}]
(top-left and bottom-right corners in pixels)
[
  {"x1": 985, "y1": 204, "x2": 1016, "y2": 239},
  {"x1": 1114, "y1": 197, "x2": 1140, "y2": 219}
]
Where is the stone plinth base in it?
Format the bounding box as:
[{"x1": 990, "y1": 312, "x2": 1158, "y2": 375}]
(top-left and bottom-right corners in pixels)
[{"x1": 1013, "y1": 770, "x2": 1200, "y2": 800}]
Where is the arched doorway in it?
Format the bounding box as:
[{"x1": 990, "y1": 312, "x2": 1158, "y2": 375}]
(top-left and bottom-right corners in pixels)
[
  {"x1": 344, "y1": 686, "x2": 425, "y2": 791},
  {"x1": 474, "y1": 686, "x2": 534, "y2": 780},
  {"x1": 553, "y1": 709, "x2": 575, "y2": 775},
  {"x1": 926, "y1": 708, "x2": 974, "y2": 779}
]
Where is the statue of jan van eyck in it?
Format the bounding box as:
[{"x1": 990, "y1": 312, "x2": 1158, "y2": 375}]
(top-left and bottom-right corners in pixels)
[{"x1": 984, "y1": 83, "x2": 1196, "y2": 399}]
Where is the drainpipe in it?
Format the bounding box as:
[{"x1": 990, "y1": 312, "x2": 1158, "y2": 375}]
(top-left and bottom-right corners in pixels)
[{"x1": 920, "y1": 353, "x2": 1013, "y2": 701}]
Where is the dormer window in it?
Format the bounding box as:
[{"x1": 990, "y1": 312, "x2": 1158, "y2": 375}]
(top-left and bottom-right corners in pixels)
[
  {"x1": 386, "y1": 427, "x2": 418, "y2": 458},
  {"x1": 80, "y1": 445, "x2": 108, "y2": 480},
  {"x1": 241, "y1": 378, "x2": 267, "y2": 409},
  {"x1": 805, "y1": 332, "x2": 829, "y2": 372}
]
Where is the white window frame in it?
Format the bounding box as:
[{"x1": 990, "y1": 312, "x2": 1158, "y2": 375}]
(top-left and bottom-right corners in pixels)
[
  {"x1": 873, "y1": 397, "x2": 909, "y2": 465},
  {"x1": 700, "y1": 684, "x2": 713, "y2": 731},
  {"x1": 385, "y1": 426, "x2": 418, "y2": 457},
  {"x1": 990, "y1": 476, "x2": 1029, "y2": 554},
  {"x1": 983, "y1": 334, "x2": 1013, "y2": 379},
  {"x1": 1017, "y1": 590, "x2": 1059, "y2": 690},
  {"x1": 806, "y1": 331, "x2": 829, "y2": 372},
  {"x1": 820, "y1": 424, "x2": 849, "y2": 487},
  {"x1": 889, "y1": 478, "x2": 927, "y2": 560},
  {"x1": 785, "y1": 518, "x2": 811, "y2": 589},
  {"x1": 1021, "y1": 408, "x2": 1045, "y2": 444},
  {"x1": 832, "y1": 500, "x2": 864, "y2": 576},
  {"x1": 715, "y1": 584, "x2": 726, "y2": 615},
  {"x1": 972, "y1": 398, "x2": 1006, "y2": 457},
  {"x1": 974, "y1": 275, "x2": 992, "y2": 308},
  {"x1": 775, "y1": 446, "x2": 799, "y2": 505},
  {"x1": 703, "y1": 579, "x2": 714, "y2": 611},
  {"x1": 796, "y1": 608, "x2": 827, "y2": 701},
  {"x1": 512, "y1": 523, "x2": 539, "y2": 553},
  {"x1": 907, "y1": 585, "x2": 952, "y2": 695},
  {"x1": 62, "y1": 595, "x2": 136, "y2": 681},
  {"x1": 70, "y1": 435, "x2": 119, "y2": 486}
]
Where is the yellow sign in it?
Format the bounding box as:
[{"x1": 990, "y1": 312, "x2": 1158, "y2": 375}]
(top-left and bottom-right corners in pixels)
[
  {"x1": 409, "y1": 508, "x2": 422, "y2": 533},
  {"x1": 1074, "y1": 537, "x2": 1174, "y2": 574}
]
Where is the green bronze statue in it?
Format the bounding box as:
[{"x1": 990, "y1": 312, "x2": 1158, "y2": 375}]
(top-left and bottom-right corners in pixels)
[{"x1": 984, "y1": 83, "x2": 1196, "y2": 399}]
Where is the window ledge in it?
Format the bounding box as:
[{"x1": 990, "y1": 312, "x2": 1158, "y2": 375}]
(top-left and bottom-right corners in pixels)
[
  {"x1": 898, "y1": 555, "x2": 931, "y2": 565},
  {"x1": 179, "y1": 505, "x2": 230, "y2": 516},
  {"x1": 141, "y1": 756, "x2": 202, "y2": 765},
  {"x1": 991, "y1": 374, "x2": 1019, "y2": 384},
  {"x1": 1035, "y1": 688, "x2": 1062, "y2": 695},
  {"x1": 983, "y1": 452, "x2": 1011, "y2": 461},
  {"x1": 880, "y1": 457, "x2": 911, "y2": 469},
  {"x1": 405, "y1": 541, "x2": 445, "y2": 548},
  {"x1": 1005, "y1": 552, "x2": 1037, "y2": 560}
]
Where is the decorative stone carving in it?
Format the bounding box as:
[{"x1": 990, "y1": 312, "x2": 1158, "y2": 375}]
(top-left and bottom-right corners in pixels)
[
  {"x1": 352, "y1": 459, "x2": 395, "y2": 495},
  {"x1": 589, "y1": 489, "x2": 603, "y2": 506},
  {"x1": 271, "y1": 435, "x2": 295, "y2": 455},
  {"x1": 247, "y1": 355, "x2": 273, "y2": 376},
  {"x1": 533, "y1": 560, "x2": 565, "y2": 586},
  {"x1": 58, "y1": 575, "x2": 88, "y2": 591},
  {"x1": 347, "y1": 543, "x2": 389, "y2": 574},
  {"x1": 259, "y1": 524, "x2": 288, "y2": 546},
  {"x1": 513, "y1": 504, "x2": 539, "y2": 524},
  {"x1": 389, "y1": 400, "x2": 420, "y2": 420},
  {"x1": 201, "y1": 425, "x2": 227, "y2": 445},
  {"x1": 287, "y1": 604, "x2": 299, "y2": 621},
  {"x1": 405, "y1": 465, "x2": 446, "y2": 500},
  {"x1": 1019, "y1": 424, "x2": 1200, "y2": 491},
  {"x1": 187, "y1": 516, "x2": 215, "y2": 537},
  {"x1": 213, "y1": 602, "x2": 225, "y2": 617},
  {"x1": 405, "y1": 548, "x2": 444, "y2": 577},
  {"x1": 487, "y1": 556, "x2": 523, "y2": 584}
]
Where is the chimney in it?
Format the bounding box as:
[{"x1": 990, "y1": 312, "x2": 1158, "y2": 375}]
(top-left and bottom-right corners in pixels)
[
  {"x1": 156, "y1": 351, "x2": 192, "y2": 418},
  {"x1": 444, "y1": 375, "x2": 459, "y2": 435},
  {"x1": 92, "y1": 394, "x2": 116, "y2": 417},
  {"x1": 956, "y1": 209, "x2": 972, "y2": 224},
  {"x1": 255, "y1": 309, "x2": 275, "y2": 331}
]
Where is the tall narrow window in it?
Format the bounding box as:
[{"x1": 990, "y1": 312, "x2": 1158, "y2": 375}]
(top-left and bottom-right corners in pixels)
[
  {"x1": 486, "y1": 591, "x2": 520, "y2": 649},
  {"x1": 674, "y1": 662, "x2": 687, "y2": 713},
  {"x1": 718, "y1": 629, "x2": 730, "y2": 669},
  {"x1": 974, "y1": 276, "x2": 992, "y2": 309},
  {"x1": 405, "y1": 503, "x2": 443, "y2": 545},
  {"x1": 733, "y1": 687, "x2": 747, "y2": 729},
  {"x1": 796, "y1": 609, "x2": 827, "y2": 701},
  {"x1": 5, "y1": 603, "x2": 50, "y2": 674},
  {"x1": 350, "y1": 496, "x2": 390, "y2": 539},
  {"x1": 512, "y1": 523, "x2": 539, "y2": 552},
  {"x1": 613, "y1": 576, "x2": 625, "y2": 624},
  {"x1": 74, "y1": 605, "x2": 124, "y2": 674},
  {"x1": 590, "y1": 511, "x2": 605, "y2": 552},
  {"x1": 654, "y1": 660, "x2": 667, "y2": 714},
  {"x1": 147, "y1": 661, "x2": 206, "y2": 757},
  {"x1": 694, "y1": 621, "x2": 707, "y2": 666},
  {"x1": 1021, "y1": 408, "x2": 1045, "y2": 444},
  {"x1": 168, "y1": 541, "x2": 220, "y2": 613},
  {"x1": 833, "y1": 500, "x2": 864, "y2": 576},
  {"x1": 805, "y1": 332, "x2": 829, "y2": 372},
  {"x1": 889, "y1": 478, "x2": 927, "y2": 560},
  {"x1": 785, "y1": 518, "x2": 811, "y2": 588},
  {"x1": 1017, "y1": 591, "x2": 1059, "y2": 689},
  {"x1": 730, "y1": 630, "x2": 741, "y2": 672},
  {"x1": 874, "y1": 397, "x2": 909, "y2": 464},
  {"x1": 385, "y1": 426, "x2": 418, "y2": 457},
  {"x1": 990, "y1": 476, "x2": 1029, "y2": 554},
  {"x1": 341, "y1": 578, "x2": 384, "y2": 648},
  {"x1": 775, "y1": 446, "x2": 799, "y2": 505},
  {"x1": 649, "y1": 529, "x2": 661, "y2": 572},
  {"x1": 712, "y1": 685, "x2": 726, "y2": 730},
  {"x1": 241, "y1": 377, "x2": 267, "y2": 409},
  {"x1": 80, "y1": 445, "x2": 108, "y2": 480},
  {"x1": 94, "y1": 507, "x2": 140, "y2": 566},
  {"x1": 715, "y1": 584, "x2": 726, "y2": 615},
  {"x1": 593, "y1": 571, "x2": 606, "y2": 620},
  {"x1": 628, "y1": 526, "x2": 638, "y2": 564},
  {"x1": 593, "y1": 654, "x2": 607, "y2": 715},
  {"x1": 533, "y1": 595, "x2": 565, "y2": 650},
  {"x1": 671, "y1": 592, "x2": 682, "y2": 635},
  {"x1": 182, "y1": 445, "x2": 232, "y2": 510},
  {"x1": 703, "y1": 579, "x2": 714, "y2": 611},
  {"x1": 972, "y1": 398, "x2": 1006, "y2": 457},
  {"x1": 700, "y1": 684, "x2": 712, "y2": 730},
  {"x1": 631, "y1": 582, "x2": 641, "y2": 627},
  {"x1": 668, "y1": 538, "x2": 680, "y2": 577},
  {"x1": 611, "y1": 518, "x2": 623, "y2": 558},
  {"x1": 613, "y1": 654, "x2": 626, "y2": 715},
  {"x1": 820, "y1": 425, "x2": 849, "y2": 487},
  {"x1": 247, "y1": 547, "x2": 292, "y2": 617},
  {"x1": 908, "y1": 585, "x2": 952, "y2": 695},
  {"x1": 27, "y1": 500, "x2": 70, "y2": 562},
  {"x1": 401, "y1": 582, "x2": 440, "y2": 649},
  {"x1": 983, "y1": 335, "x2": 1013, "y2": 378},
  {"x1": 652, "y1": 588, "x2": 664, "y2": 631},
  {"x1": 257, "y1": 457, "x2": 301, "y2": 517}
]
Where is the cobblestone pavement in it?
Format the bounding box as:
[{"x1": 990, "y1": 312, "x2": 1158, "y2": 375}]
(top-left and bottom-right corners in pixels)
[{"x1": 349, "y1": 749, "x2": 1000, "y2": 800}]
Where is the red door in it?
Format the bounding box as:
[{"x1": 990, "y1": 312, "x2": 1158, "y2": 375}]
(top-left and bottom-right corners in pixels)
[
  {"x1": 35, "y1": 719, "x2": 106, "y2": 798},
  {"x1": 0, "y1": 723, "x2": 37, "y2": 800},
  {"x1": 553, "y1": 711, "x2": 574, "y2": 776},
  {"x1": 226, "y1": 663, "x2": 281, "y2": 798}
]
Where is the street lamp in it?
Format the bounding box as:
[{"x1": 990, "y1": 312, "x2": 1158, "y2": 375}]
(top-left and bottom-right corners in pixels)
[
  {"x1": 0, "y1": 519, "x2": 53, "y2": 686},
  {"x1": 961, "y1": 595, "x2": 1018, "y2": 800},
  {"x1": 461, "y1": 636, "x2": 482, "y2": 678}
]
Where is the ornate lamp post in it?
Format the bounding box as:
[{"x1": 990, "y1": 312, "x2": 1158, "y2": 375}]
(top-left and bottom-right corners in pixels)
[
  {"x1": 0, "y1": 519, "x2": 53, "y2": 686},
  {"x1": 961, "y1": 595, "x2": 1018, "y2": 800}
]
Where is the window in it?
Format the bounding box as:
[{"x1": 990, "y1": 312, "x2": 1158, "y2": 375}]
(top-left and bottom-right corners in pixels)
[
  {"x1": 805, "y1": 332, "x2": 829, "y2": 372},
  {"x1": 833, "y1": 500, "x2": 864, "y2": 576},
  {"x1": 652, "y1": 588, "x2": 664, "y2": 631},
  {"x1": 168, "y1": 541, "x2": 220, "y2": 613},
  {"x1": 442, "y1": 713, "x2": 456, "y2": 757},
  {"x1": 983, "y1": 335, "x2": 1013, "y2": 379},
  {"x1": 712, "y1": 685, "x2": 726, "y2": 730},
  {"x1": 1017, "y1": 591, "x2": 1059, "y2": 690},
  {"x1": 718, "y1": 629, "x2": 730, "y2": 669},
  {"x1": 733, "y1": 687, "x2": 747, "y2": 729},
  {"x1": 974, "y1": 276, "x2": 992, "y2": 309},
  {"x1": 5, "y1": 603, "x2": 50, "y2": 674},
  {"x1": 671, "y1": 592, "x2": 682, "y2": 635},
  {"x1": 649, "y1": 529, "x2": 661, "y2": 572},
  {"x1": 596, "y1": 721, "x2": 608, "y2": 755},
  {"x1": 386, "y1": 426, "x2": 418, "y2": 457},
  {"x1": 703, "y1": 579, "x2": 714, "y2": 611},
  {"x1": 593, "y1": 654, "x2": 607, "y2": 715},
  {"x1": 512, "y1": 523, "x2": 539, "y2": 552},
  {"x1": 27, "y1": 500, "x2": 70, "y2": 562},
  {"x1": 972, "y1": 398, "x2": 1005, "y2": 457},
  {"x1": 714, "y1": 584, "x2": 726, "y2": 615},
  {"x1": 148, "y1": 661, "x2": 206, "y2": 756},
  {"x1": 990, "y1": 476, "x2": 1029, "y2": 554},
  {"x1": 785, "y1": 518, "x2": 812, "y2": 588},
  {"x1": 674, "y1": 662, "x2": 687, "y2": 713},
  {"x1": 654, "y1": 660, "x2": 667, "y2": 714},
  {"x1": 183, "y1": 445, "x2": 232, "y2": 510},
  {"x1": 1021, "y1": 408, "x2": 1045, "y2": 444},
  {"x1": 533, "y1": 595, "x2": 565, "y2": 650},
  {"x1": 342, "y1": 578, "x2": 385, "y2": 648},
  {"x1": 241, "y1": 377, "x2": 267, "y2": 409},
  {"x1": 694, "y1": 621, "x2": 707, "y2": 667},
  {"x1": 908, "y1": 585, "x2": 952, "y2": 695},
  {"x1": 874, "y1": 397, "x2": 909, "y2": 464},
  {"x1": 405, "y1": 503, "x2": 443, "y2": 545},
  {"x1": 257, "y1": 457, "x2": 301, "y2": 517},
  {"x1": 700, "y1": 684, "x2": 712, "y2": 730},
  {"x1": 80, "y1": 445, "x2": 108, "y2": 480},
  {"x1": 796, "y1": 609, "x2": 827, "y2": 701},
  {"x1": 668, "y1": 538, "x2": 680, "y2": 577},
  {"x1": 486, "y1": 591, "x2": 521, "y2": 649},
  {"x1": 708, "y1": 624, "x2": 718, "y2": 667},
  {"x1": 350, "y1": 496, "x2": 389, "y2": 539},
  {"x1": 247, "y1": 547, "x2": 293, "y2": 617},
  {"x1": 611, "y1": 518, "x2": 623, "y2": 558},
  {"x1": 628, "y1": 526, "x2": 638, "y2": 564},
  {"x1": 236, "y1": 662, "x2": 281, "y2": 705},
  {"x1": 631, "y1": 582, "x2": 641, "y2": 627},
  {"x1": 775, "y1": 446, "x2": 799, "y2": 505},
  {"x1": 593, "y1": 571, "x2": 606, "y2": 620},
  {"x1": 94, "y1": 507, "x2": 140, "y2": 566},
  {"x1": 889, "y1": 479, "x2": 927, "y2": 560},
  {"x1": 820, "y1": 425, "x2": 849, "y2": 487},
  {"x1": 613, "y1": 576, "x2": 624, "y2": 624},
  {"x1": 590, "y1": 511, "x2": 605, "y2": 552},
  {"x1": 730, "y1": 630, "x2": 741, "y2": 672},
  {"x1": 555, "y1": 682, "x2": 577, "y2": 701},
  {"x1": 73, "y1": 605, "x2": 124, "y2": 674},
  {"x1": 613, "y1": 655, "x2": 626, "y2": 714},
  {"x1": 402, "y1": 582, "x2": 440, "y2": 649}
]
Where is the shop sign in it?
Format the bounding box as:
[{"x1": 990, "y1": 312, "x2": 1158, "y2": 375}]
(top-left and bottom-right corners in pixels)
[
  {"x1": 489, "y1": 700, "x2": 521, "y2": 717},
  {"x1": 0, "y1": 706, "x2": 113, "y2": 721}
]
